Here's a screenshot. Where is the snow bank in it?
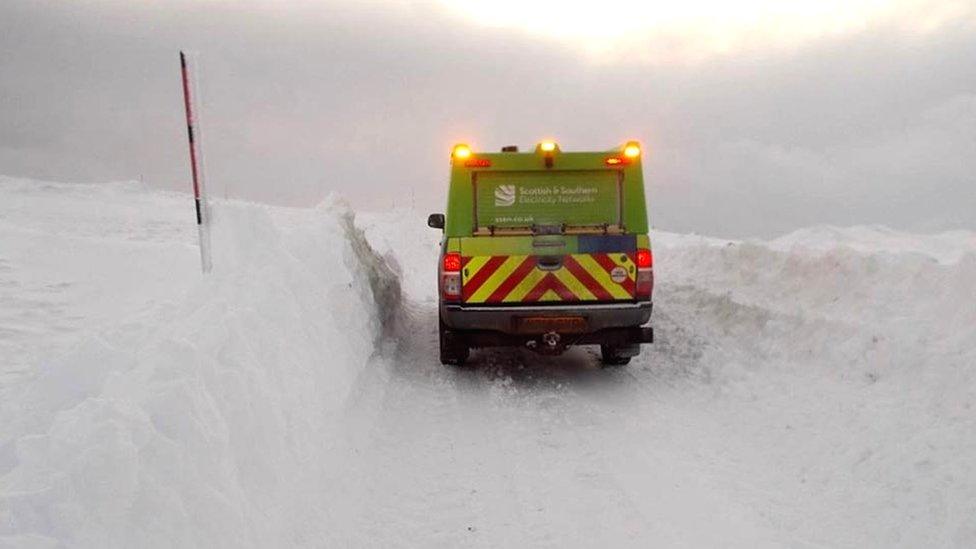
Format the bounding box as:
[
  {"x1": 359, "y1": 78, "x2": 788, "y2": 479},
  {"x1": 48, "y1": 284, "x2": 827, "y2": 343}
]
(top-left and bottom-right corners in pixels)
[
  {"x1": 0, "y1": 176, "x2": 200, "y2": 380},
  {"x1": 655, "y1": 227, "x2": 976, "y2": 330},
  {"x1": 769, "y1": 224, "x2": 976, "y2": 265},
  {"x1": 0, "y1": 184, "x2": 399, "y2": 547},
  {"x1": 649, "y1": 229, "x2": 976, "y2": 547}
]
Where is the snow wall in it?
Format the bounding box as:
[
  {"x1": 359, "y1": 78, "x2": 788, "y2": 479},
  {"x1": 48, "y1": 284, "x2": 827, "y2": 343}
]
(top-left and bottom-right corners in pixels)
[{"x1": 0, "y1": 196, "x2": 400, "y2": 548}]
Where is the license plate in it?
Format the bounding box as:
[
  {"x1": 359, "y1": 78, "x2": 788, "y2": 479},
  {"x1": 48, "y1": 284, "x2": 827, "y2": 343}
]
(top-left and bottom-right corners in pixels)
[{"x1": 516, "y1": 316, "x2": 588, "y2": 334}]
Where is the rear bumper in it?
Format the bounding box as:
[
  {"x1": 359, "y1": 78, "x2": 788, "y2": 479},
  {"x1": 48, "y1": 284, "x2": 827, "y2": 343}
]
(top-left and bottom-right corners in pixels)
[
  {"x1": 457, "y1": 325, "x2": 654, "y2": 349},
  {"x1": 440, "y1": 300, "x2": 652, "y2": 334}
]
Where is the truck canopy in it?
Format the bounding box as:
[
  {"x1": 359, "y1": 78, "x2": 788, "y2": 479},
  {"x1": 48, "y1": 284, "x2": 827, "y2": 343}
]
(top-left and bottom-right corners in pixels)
[
  {"x1": 444, "y1": 143, "x2": 648, "y2": 237},
  {"x1": 440, "y1": 142, "x2": 651, "y2": 305}
]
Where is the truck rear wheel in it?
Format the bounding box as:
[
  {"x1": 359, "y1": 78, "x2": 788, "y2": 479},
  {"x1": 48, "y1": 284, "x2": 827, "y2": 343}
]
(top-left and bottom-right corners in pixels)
[
  {"x1": 439, "y1": 317, "x2": 470, "y2": 366},
  {"x1": 600, "y1": 344, "x2": 637, "y2": 366}
]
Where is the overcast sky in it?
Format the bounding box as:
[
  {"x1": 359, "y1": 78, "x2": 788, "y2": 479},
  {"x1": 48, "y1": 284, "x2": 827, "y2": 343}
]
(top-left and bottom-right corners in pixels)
[{"x1": 1, "y1": 0, "x2": 974, "y2": 237}]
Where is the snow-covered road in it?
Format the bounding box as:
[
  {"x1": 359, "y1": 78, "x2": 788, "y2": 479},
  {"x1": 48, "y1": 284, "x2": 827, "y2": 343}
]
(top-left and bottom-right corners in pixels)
[
  {"x1": 318, "y1": 303, "x2": 781, "y2": 547},
  {"x1": 1, "y1": 178, "x2": 974, "y2": 547},
  {"x1": 351, "y1": 210, "x2": 976, "y2": 547}
]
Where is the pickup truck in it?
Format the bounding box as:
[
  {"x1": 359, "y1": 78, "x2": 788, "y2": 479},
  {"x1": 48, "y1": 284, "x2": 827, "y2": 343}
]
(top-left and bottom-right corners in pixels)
[{"x1": 427, "y1": 141, "x2": 653, "y2": 366}]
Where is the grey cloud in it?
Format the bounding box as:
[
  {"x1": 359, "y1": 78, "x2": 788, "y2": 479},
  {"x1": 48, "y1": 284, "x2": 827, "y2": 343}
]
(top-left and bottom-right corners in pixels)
[{"x1": 0, "y1": 0, "x2": 974, "y2": 237}]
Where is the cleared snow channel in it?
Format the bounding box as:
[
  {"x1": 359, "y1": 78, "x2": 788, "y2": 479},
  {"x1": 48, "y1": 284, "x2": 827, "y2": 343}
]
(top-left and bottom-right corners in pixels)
[{"x1": 1, "y1": 176, "x2": 974, "y2": 547}]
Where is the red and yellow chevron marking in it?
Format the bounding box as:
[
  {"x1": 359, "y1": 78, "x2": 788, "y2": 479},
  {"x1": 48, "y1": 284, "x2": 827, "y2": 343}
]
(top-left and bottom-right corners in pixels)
[{"x1": 461, "y1": 253, "x2": 636, "y2": 303}]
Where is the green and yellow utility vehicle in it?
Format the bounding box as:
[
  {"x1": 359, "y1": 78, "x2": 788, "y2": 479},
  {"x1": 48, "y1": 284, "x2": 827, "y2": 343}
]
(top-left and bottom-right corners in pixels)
[{"x1": 427, "y1": 141, "x2": 654, "y2": 366}]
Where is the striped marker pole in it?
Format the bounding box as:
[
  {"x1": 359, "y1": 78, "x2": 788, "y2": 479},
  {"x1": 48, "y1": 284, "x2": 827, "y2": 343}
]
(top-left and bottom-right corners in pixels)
[{"x1": 180, "y1": 50, "x2": 213, "y2": 273}]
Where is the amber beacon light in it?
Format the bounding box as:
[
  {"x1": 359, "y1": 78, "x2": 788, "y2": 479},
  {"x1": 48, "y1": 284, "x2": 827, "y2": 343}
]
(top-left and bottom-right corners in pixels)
[
  {"x1": 452, "y1": 144, "x2": 472, "y2": 159},
  {"x1": 623, "y1": 142, "x2": 641, "y2": 158}
]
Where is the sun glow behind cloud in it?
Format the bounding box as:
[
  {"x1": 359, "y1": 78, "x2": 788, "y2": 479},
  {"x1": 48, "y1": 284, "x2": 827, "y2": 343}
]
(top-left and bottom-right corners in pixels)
[{"x1": 439, "y1": 0, "x2": 975, "y2": 63}]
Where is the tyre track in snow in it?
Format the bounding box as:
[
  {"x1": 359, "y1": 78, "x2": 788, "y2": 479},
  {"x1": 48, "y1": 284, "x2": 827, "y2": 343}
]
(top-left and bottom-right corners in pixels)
[
  {"x1": 315, "y1": 307, "x2": 482, "y2": 543},
  {"x1": 353, "y1": 217, "x2": 868, "y2": 546},
  {"x1": 322, "y1": 284, "x2": 789, "y2": 546},
  {"x1": 324, "y1": 305, "x2": 533, "y2": 546}
]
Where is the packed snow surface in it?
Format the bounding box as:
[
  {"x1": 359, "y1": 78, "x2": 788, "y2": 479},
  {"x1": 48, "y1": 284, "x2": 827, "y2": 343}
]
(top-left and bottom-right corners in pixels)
[{"x1": 1, "y1": 176, "x2": 974, "y2": 547}]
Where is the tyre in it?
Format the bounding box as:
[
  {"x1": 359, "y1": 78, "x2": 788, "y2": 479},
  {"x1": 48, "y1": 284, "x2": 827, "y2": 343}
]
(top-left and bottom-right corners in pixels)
[
  {"x1": 600, "y1": 344, "x2": 637, "y2": 366},
  {"x1": 439, "y1": 317, "x2": 470, "y2": 366}
]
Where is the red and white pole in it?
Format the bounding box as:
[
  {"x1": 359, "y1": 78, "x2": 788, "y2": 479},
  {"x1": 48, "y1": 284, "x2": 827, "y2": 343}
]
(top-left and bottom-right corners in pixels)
[{"x1": 180, "y1": 51, "x2": 213, "y2": 273}]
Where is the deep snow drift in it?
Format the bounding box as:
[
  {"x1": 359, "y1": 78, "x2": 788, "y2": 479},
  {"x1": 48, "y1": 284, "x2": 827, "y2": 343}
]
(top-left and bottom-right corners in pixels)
[
  {"x1": 1, "y1": 176, "x2": 974, "y2": 547},
  {"x1": 0, "y1": 177, "x2": 400, "y2": 547}
]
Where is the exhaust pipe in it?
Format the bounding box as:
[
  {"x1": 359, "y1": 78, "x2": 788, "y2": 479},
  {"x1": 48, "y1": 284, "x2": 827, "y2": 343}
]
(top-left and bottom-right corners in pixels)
[{"x1": 542, "y1": 331, "x2": 560, "y2": 348}]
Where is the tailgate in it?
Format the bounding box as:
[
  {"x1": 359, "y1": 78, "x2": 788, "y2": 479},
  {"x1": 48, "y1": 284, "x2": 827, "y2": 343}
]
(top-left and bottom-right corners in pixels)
[{"x1": 460, "y1": 235, "x2": 637, "y2": 304}]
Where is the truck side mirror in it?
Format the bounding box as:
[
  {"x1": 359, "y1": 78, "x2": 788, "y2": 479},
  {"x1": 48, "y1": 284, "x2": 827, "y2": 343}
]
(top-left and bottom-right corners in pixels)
[{"x1": 427, "y1": 213, "x2": 445, "y2": 230}]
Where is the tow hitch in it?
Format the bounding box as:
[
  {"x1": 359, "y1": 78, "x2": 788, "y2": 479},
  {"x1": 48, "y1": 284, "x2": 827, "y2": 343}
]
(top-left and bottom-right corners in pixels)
[
  {"x1": 542, "y1": 331, "x2": 561, "y2": 348},
  {"x1": 526, "y1": 331, "x2": 565, "y2": 355}
]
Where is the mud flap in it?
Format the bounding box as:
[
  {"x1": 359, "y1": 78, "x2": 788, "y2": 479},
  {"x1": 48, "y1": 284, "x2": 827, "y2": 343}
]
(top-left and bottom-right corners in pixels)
[{"x1": 439, "y1": 317, "x2": 470, "y2": 365}]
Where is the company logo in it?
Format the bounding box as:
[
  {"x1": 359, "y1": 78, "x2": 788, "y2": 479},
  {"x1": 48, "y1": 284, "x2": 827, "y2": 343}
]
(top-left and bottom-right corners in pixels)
[
  {"x1": 494, "y1": 184, "x2": 516, "y2": 207},
  {"x1": 610, "y1": 266, "x2": 628, "y2": 284}
]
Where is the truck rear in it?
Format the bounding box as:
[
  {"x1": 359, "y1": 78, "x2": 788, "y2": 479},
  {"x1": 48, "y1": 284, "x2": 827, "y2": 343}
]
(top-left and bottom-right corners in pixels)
[{"x1": 427, "y1": 141, "x2": 653, "y2": 366}]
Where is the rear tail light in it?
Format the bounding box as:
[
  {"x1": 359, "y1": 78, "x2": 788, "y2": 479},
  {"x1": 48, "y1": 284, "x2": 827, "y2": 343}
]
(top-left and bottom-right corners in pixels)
[
  {"x1": 636, "y1": 248, "x2": 652, "y2": 269},
  {"x1": 443, "y1": 252, "x2": 462, "y2": 272},
  {"x1": 636, "y1": 270, "x2": 653, "y2": 299},
  {"x1": 442, "y1": 272, "x2": 461, "y2": 299},
  {"x1": 441, "y1": 252, "x2": 462, "y2": 301},
  {"x1": 635, "y1": 248, "x2": 653, "y2": 299}
]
